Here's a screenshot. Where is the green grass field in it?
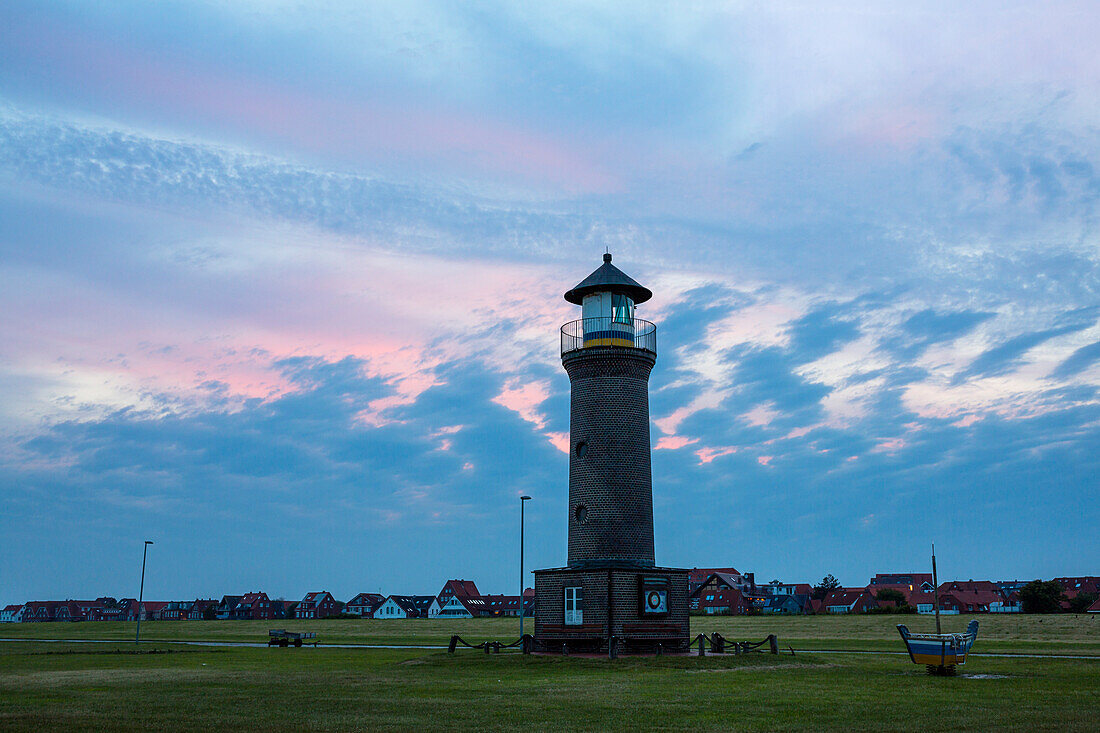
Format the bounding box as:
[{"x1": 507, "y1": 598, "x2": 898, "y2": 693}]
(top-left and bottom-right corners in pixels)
[
  {"x1": 2, "y1": 615, "x2": 1097, "y2": 730},
  {"x1": 3, "y1": 613, "x2": 1098, "y2": 654}
]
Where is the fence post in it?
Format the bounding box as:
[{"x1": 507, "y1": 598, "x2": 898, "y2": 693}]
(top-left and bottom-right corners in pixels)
[
  {"x1": 484, "y1": 642, "x2": 490, "y2": 654},
  {"x1": 710, "y1": 633, "x2": 722, "y2": 654},
  {"x1": 656, "y1": 642, "x2": 662, "y2": 657},
  {"x1": 769, "y1": 634, "x2": 779, "y2": 655},
  {"x1": 698, "y1": 635, "x2": 706, "y2": 657},
  {"x1": 522, "y1": 635, "x2": 531, "y2": 655},
  {"x1": 608, "y1": 635, "x2": 618, "y2": 660},
  {"x1": 448, "y1": 635, "x2": 458, "y2": 654}
]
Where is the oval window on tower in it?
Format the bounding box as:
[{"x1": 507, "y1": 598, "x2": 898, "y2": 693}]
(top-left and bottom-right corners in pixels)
[
  {"x1": 574, "y1": 504, "x2": 589, "y2": 523},
  {"x1": 575, "y1": 441, "x2": 588, "y2": 458}
]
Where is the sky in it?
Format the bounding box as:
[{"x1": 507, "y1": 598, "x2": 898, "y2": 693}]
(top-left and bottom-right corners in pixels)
[{"x1": 1, "y1": 1, "x2": 1098, "y2": 604}]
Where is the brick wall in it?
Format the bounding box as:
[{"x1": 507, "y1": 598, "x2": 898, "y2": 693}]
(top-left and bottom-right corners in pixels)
[
  {"x1": 563, "y1": 347, "x2": 656, "y2": 567},
  {"x1": 534, "y1": 566, "x2": 689, "y2": 647}
]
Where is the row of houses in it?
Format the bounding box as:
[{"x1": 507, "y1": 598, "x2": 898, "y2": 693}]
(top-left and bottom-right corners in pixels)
[
  {"x1": 4, "y1": 572, "x2": 1096, "y2": 623},
  {"x1": 0, "y1": 580, "x2": 536, "y2": 623},
  {"x1": 686, "y1": 569, "x2": 1100, "y2": 616}
]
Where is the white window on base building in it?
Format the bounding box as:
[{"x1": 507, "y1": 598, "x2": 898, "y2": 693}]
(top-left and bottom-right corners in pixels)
[{"x1": 564, "y1": 587, "x2": 584, "y2": 626}]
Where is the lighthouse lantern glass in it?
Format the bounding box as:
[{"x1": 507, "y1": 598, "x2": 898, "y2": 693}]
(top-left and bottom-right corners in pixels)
[
  {"x1": 612, "y1": 293, "x2": 633, "y2": 323},
  {"x1": 580, "y1": 292, "x2": 636, "y2": 348}
]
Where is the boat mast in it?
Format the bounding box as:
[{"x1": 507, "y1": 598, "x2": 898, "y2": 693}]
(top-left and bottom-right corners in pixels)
[{"x1": 931, "y1": 542, "x2": 941, "y2": 635}]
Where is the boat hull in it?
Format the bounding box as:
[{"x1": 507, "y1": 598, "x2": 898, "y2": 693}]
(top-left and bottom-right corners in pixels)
[{"x1": 897, "y1": 620, "x2": 978, "y2": 669}]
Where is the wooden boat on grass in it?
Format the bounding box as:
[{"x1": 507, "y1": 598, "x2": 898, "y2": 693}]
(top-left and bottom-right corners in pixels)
[
  {"x1": 897, "y1": 543, "x2": 978, "y2": 675},
  {"x1": 897, "y1": 620, "x2": 978, "y2": 675}
]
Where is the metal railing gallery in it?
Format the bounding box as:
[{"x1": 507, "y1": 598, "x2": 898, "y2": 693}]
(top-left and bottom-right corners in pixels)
[{"x1": 560, "y1": 317, "x2": 657, "y2": 356}]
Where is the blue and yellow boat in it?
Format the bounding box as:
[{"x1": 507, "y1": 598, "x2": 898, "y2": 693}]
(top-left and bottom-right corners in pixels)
[
  {"x1": 898, "y1": 544, "x2": 979, "y2": 675},
  {"x1": 897, "y1": 620, "x2": 979, "y2": 675}
]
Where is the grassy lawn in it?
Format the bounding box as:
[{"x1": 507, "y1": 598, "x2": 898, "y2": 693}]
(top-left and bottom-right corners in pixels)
[
  {"x1": 3, "y1": 613, "x2": 1098, "y2": 655},
  {"x1": 1, "y1": 638, "x2": 1097, "y2": 731},
  {"x1": 2, "y1": 616, "x2": 1097, "y2": 729}
]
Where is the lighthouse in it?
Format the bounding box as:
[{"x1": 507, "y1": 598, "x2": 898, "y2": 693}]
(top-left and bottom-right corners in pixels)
[{"x1": 533, "y1": 254, "x2": 689, "y2": 652}]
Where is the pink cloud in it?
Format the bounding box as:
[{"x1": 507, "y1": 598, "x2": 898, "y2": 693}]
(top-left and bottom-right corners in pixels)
[
  {"x1": 695, "y1": 446, "x2": 737, "y2": 464},
  {"x1": 743, "y1": 402, "x2": 779, "y2": 427},
  {"x1": 784, "y1": 425, "x2": 815, "y2": 440},
  {"x1": 871, "y1": 438, "x2": 906, "y2": 454},
  {"x1": 492, "y1": 379, "x2": 551, "y2": 431},
  {"x1": 953, "y1": 414, "x2": 982, "y2": 428},
  {"x1": 757, "y1": 455, "x2": 773, "y2": 466},
  {"x1": 545, "y1": 432, "x2": 570, "y2": 454},
  {"x1": 6, "y1": 18, "x2": 617, "y2": 193},
  {"x1": 654, "y1": 435, "x2": 700, "y2": 450}
]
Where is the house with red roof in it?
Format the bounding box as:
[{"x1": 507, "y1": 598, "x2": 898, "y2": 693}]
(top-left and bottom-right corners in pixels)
[
  {"x1": 138, "y1": 601, "x2": 168, "y2": 620},
  {"x1": 186, "y1": 599, "x2": 218, "y2": 620},
  {"x1": 346, "y1": 593, "x2": 386, "y2": 618},
  {"x1": 1088, "y1": 596, "x2": 1100, "y2": 613},
  {"x1": 234, "y1": 592, "x2": 284, "y2": 620},
  {"x1": 119, "y1": 601, "x2": 137, "y2": 621},
  {"x1": 480, "y1": 594, "x2": 526, "y2": 617},
  {"x1": 21, "y1": 601, "x2": 62, "y2": 622},
  {"x1": 296, "y1": 591, "x2": 339, "y2": 619},
  {"x1": 909, "y1": 591, "x2": 960, "y2": 615},
  {"x1": 690, "y1": 587, "x2": 748, "y2": 615},
  {"x1": 1, "y1": 604, "x2": 24, "y2": 623},
  {"x1": 429, "y1": 579, "x2": 488, "y2": 618},
  {"x1": 1054, "y1": 577, "x2": 1100, "y2": 595},
  {"x1": 869, "y1": 573, "x2": 934, "y2": 592},
  {"x1": 822, "y1": 589, "x2": 876, "y2": 614},
  {"x1": 1054, "y1": 577, "x2": 1100, "y2": 611},
  {"x1": 936, "y1": 581, "x2": 1004, "y2": 613},
  {"x1": 693, "y1": 572, "x2": 755, "y2": 595},
  {"x1": 436, "y1": 579, "x2": 480, "y2": 605},
  {"x1": 990, "y1": 590, "x2": 1022, "y2": 613},
  {"x1": 688, "y1": 568, "x2": 754, "y2": 594},
  {"x1": 216, "y1": 595, "x2": 243, "y2": 620}
]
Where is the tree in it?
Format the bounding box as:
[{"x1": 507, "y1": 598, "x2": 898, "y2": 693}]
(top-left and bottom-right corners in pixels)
[
  {"x1": 1019, "y1": 580, "x2": 1064, "y2": 614},
  {"x1": 875, "y1": 588, "x2": 906, "y2": 604},
  {"x1": 812, "y1": 574, "x2": 841, "y2": 601},
  {"x1": 1068, "y1": 592, "x2": 1097, "y2": 613},
  {"x1": 202, "y1": 605, "x2": 217, "y2": 621}
]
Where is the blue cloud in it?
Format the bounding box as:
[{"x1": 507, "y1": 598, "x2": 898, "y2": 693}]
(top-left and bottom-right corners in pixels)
[
  {"x1": 1051, "y1": 340, "x2": 1100, "y2": 380},
  {"x1": 956, "y1": 309, "x2": 1098, "y2": 383}
]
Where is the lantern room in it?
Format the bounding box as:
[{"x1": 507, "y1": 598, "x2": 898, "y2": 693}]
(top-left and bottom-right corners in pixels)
[{"x1": 561, "y1": 253, "x2": 656, "y2": 353}]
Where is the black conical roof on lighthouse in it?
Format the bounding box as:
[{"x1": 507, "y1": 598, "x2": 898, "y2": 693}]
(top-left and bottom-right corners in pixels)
[{"x1": 564, "y1": 253, "x2": 652, "y2": 305}]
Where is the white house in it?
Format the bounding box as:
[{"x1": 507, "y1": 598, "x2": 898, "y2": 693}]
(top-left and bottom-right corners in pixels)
[
  {"x1": 374, "y1": 597, "x2": 414, "y2": 619},
  {"x1": 433, "y1": 595, "x2": 472, "y2": 618},
  {"x1": 989, "y1": 599, "x2": 1021, "y2": 613},
  {"x1": 374, "y1": 595, "x2": 434, "y2": 619},
  {"x1": 1, "y1": 604, "x2": 24, "y2": 623}
]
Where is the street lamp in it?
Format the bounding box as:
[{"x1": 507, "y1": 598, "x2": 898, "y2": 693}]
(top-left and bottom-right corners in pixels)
[
  {"x1": 135, "y1": 540, "x2": 154, "y2": 644},
  {"x1": 519, "y1": 495, "x2": 532, "y2": 638}
]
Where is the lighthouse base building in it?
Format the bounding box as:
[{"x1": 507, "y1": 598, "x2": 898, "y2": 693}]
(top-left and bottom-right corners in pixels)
[
  {"x1": 533, "y1": 256, "x2": 689, "y2": 652},
  {"x1": 533, "y1": 565, "x2": 690, "y2": 652}
]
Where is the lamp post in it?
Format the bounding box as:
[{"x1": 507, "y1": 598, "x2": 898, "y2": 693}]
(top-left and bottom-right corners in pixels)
[
  {"x1": 519, "y1": 495, "x2": 532, "y2": 638},
  {"x1": 135, "y1": 540, "x2": 153, "y2": 644}
]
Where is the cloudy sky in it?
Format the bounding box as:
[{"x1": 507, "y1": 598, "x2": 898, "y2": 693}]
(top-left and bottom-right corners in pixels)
[{"x1": 2, "y1": 1, "x2": 1098, "y2": 603}]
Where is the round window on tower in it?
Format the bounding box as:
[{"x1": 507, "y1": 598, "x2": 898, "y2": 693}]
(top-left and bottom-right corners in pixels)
[
  {"x1": 574, "y1": 504, "x2": 589, "y2": 524},
  {"x1": 575, "y1": 441, "x2": 588, "y2": 458}
]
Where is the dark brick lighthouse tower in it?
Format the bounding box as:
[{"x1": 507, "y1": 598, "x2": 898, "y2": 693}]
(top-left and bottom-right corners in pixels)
[{"x1": 533, "y1": 254, "x2": 689, "y2": 653}]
